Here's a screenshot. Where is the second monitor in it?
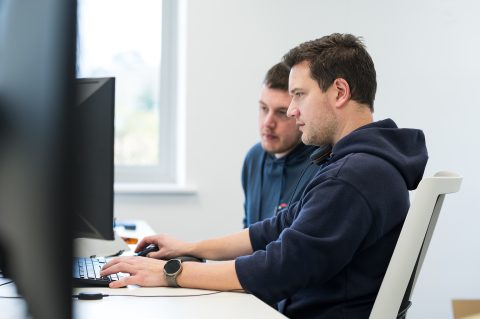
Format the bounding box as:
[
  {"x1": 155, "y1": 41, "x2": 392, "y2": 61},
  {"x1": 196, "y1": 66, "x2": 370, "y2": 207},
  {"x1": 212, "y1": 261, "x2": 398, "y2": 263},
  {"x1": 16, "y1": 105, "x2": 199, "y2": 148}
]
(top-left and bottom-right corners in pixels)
[{"x1": 73, "y1": 77, "x2": 115, "y2": 240}]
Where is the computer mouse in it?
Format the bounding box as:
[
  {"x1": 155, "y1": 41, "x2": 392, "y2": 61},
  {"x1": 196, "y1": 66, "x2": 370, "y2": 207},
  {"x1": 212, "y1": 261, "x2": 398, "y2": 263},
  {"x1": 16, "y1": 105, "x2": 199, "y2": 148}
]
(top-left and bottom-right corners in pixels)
[
  {"x1": 176, "y1": 256, "x2": 206, "y2": 263},
  {"x1": 136, "y1": 244, "x2": 159, "y2": 257},
  {"x1": 136, "y1": 245, "x2": 205, "y2": 262}
]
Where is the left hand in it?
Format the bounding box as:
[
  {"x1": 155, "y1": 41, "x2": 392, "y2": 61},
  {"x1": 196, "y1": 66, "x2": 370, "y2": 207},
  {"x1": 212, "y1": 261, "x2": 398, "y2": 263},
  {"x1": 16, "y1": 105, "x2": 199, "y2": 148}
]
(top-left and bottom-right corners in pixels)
[{"x1": 100, "y1": 256, "x2": 167, "y2": 288}]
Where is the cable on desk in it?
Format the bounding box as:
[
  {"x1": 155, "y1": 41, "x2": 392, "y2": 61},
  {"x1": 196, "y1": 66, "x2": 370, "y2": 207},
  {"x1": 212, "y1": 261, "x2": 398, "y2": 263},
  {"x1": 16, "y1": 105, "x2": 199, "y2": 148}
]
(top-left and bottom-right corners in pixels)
[{"x1": 72, "y1": 290, "x2": 225, "y2": 300}]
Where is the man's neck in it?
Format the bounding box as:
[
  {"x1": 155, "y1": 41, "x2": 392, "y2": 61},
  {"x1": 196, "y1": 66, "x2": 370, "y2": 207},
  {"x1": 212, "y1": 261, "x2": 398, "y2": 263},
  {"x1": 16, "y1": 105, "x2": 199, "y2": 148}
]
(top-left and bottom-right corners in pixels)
[{"x1": 333, "y1": 104, "x2": 373, "y2": 144}]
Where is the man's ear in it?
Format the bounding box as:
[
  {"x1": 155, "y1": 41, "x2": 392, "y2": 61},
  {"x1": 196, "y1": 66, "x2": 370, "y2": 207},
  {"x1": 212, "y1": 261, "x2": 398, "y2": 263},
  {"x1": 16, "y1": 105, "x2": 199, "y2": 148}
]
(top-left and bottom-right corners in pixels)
[{"x1": 332, "y1": 78, "x2": 350, "y2": 108}]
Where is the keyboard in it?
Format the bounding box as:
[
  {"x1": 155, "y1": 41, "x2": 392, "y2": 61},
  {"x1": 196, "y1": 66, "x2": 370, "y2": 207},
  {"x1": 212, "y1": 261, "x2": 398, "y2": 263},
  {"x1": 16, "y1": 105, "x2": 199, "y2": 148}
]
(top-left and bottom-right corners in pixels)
[{"x1": 73, "y1": 257, "x2": 128, "y2": 287}]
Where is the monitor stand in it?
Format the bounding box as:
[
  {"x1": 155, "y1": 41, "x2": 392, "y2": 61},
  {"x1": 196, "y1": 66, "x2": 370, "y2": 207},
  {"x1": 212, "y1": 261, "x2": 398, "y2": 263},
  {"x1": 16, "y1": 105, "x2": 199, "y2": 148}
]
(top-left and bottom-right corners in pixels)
[{"x1": 74, "y1": 230, "x2": 131, "y2": 258}]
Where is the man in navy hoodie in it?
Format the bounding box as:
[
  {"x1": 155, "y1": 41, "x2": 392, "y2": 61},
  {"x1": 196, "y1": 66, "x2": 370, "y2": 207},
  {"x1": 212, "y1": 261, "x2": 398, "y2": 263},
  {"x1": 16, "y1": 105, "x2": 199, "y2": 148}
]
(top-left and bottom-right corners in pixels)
[
  {"x1": 242, "y1": 62, "x2": 318, "y2": 228},
  {"x1": 102, "y1": 33, "x2": 428, "y2": 319}
]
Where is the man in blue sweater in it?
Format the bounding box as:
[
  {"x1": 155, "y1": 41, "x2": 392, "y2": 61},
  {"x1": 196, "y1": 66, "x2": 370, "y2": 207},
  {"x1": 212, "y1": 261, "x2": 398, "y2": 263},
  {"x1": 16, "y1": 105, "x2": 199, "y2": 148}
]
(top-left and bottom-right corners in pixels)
[
  {"x1": 242, "y1": 62, "x2": 319, "y2": 228},
  {"x1": 102, "y1": 33, "x2": 428, "y2": 319}
]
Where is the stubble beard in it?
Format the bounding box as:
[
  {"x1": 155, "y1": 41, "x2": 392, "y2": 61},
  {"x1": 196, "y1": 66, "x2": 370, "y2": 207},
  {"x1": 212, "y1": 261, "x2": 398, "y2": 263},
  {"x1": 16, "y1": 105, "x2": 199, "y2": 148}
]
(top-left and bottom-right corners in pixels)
[{"x1": 302, "y1": 120, "x2": 337, "y2": 147}]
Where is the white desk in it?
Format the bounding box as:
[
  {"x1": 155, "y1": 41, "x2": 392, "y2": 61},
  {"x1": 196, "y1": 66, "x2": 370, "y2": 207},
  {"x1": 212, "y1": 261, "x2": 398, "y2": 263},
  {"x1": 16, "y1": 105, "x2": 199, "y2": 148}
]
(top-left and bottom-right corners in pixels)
[
  {"x1": 0, "y1": 220, "x2": 287, "y2": 319},
  {"x1": 0, "y1": 281, "x2": 286, "y2": 318},
  {"x1": 74, "y1": 287, "x2": 285, "y2": 318}
]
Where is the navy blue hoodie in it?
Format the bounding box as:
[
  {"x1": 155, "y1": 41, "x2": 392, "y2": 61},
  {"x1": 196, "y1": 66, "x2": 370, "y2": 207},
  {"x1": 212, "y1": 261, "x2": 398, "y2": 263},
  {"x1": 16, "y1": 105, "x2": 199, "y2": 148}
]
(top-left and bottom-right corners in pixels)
[{"x1": 235, "y1": 119, "x2": 428, "y2": 319}]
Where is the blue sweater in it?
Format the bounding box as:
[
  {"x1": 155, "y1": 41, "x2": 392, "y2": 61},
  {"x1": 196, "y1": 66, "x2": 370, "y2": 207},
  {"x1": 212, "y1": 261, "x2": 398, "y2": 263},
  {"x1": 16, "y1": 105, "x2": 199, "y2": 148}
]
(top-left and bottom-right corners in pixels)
[
  {"x1": 235, "y1": 119, "x2": 428, "y2": 319},
  {"x1": 242, "y1": 143, "x2": 319, "y2": 228}
]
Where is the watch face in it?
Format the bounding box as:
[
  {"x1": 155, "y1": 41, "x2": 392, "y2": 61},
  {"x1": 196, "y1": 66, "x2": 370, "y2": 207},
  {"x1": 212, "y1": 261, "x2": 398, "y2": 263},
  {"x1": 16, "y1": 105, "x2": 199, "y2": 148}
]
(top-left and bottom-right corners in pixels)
[{"x1": 164, "y1": 259, "x2": 182, "y2": 274}]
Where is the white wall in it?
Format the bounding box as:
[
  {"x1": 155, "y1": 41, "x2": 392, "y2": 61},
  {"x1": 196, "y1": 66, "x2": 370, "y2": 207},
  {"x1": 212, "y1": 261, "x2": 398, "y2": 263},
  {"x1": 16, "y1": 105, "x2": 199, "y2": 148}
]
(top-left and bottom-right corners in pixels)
[{"x1": 115, "y1": 0, "x2": 480, "y2": 318}]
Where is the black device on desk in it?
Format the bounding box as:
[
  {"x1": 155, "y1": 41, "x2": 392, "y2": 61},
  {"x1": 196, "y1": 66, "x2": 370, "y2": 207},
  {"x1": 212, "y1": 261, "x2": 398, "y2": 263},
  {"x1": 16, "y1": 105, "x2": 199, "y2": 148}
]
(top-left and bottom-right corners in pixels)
[
  {"x1": 71, "y1": 77, "x2": 119, "y2": 287},
  {"x1": 72, "y1": 256, "x2": 133, "y2": 287},
  {"x1": 73, "y1": 257, "x2": 122, "y2": 287},
  {"x1": 136, "y1": 244, "x2": 160, "y2": 257},
  {"x1": 0, "y1": 1, "x2": 77, "y2": 318},
  {"x1": 73, "y1": 77, "x2": 115, "y2": 240},
  {"x1": 136, "y1": 245, "x2": 206, "y2": 262}
]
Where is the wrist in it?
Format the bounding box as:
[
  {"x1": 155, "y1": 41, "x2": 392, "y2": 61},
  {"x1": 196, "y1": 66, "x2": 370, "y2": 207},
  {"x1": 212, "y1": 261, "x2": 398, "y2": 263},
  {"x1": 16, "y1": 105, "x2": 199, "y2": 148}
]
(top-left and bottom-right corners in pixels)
[{"x1": 186, "y1": 241, "x2": 198, "y2": 257}]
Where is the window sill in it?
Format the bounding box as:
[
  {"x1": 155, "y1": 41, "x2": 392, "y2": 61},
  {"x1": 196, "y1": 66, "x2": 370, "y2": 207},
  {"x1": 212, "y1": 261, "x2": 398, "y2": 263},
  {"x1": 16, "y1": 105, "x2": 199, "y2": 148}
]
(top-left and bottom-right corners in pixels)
[{"x1": 114, "y1": 183, "x2": 197, "y2": 195}]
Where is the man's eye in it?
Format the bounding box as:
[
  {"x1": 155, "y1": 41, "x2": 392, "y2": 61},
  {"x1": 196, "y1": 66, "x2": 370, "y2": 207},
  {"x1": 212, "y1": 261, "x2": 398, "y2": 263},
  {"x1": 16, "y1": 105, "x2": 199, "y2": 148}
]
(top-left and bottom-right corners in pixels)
[
  {"x1": 277, "y1": 110, "x2": 289, "y2": 120},
  {"x1": 295, "y1": 92, "x2": 303, "y2": 97}
]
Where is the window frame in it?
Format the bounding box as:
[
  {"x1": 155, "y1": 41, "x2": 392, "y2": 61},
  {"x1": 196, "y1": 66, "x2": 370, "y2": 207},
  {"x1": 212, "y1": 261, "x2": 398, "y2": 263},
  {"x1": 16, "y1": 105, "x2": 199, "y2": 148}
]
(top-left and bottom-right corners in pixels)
[{"x1": 114, "y1": 0, "x2": 183, "y2": 189}]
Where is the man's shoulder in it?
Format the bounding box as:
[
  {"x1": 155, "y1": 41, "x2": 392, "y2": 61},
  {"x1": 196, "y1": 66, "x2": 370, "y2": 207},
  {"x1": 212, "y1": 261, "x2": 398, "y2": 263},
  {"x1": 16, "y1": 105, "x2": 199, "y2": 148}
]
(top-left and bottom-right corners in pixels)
[
  {"x1": 319, "y1": 152, "x2": 404, "y2": 187},
  {"x1": 244, "y1": 142, "x2": 266, "y2": 161},
  {"x1": 343, "y1": 152, "x2": 398, "y2": 173},
  {"x1": 242, "y1": 143, "x2": 266, "y2": 187}
]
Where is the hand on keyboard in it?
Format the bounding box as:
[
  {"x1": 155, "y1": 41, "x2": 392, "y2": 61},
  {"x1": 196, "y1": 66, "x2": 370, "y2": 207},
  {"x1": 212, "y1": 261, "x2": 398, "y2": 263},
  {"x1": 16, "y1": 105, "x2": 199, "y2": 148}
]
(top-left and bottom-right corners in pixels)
[
  {"x1": 73, "y1": 257, "x2": 129, "y2": 287},
  {"x1": 100, "y1": 256, "x2": 167, "y2": 288}
]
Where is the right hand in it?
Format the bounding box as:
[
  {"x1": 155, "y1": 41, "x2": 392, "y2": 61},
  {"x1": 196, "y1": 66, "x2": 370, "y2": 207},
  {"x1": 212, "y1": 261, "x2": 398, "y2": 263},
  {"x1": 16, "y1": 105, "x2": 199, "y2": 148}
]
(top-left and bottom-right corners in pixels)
[{"x1": 135, "y1": 234, "x2": 193, "y2": 259}]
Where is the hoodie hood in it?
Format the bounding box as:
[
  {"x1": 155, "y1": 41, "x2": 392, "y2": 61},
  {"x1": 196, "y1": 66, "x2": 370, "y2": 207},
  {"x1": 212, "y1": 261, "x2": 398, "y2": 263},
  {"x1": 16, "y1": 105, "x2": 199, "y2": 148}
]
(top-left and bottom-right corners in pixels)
[{"x1": 331, "y1": 118, "x2": 428, "y2": 190}]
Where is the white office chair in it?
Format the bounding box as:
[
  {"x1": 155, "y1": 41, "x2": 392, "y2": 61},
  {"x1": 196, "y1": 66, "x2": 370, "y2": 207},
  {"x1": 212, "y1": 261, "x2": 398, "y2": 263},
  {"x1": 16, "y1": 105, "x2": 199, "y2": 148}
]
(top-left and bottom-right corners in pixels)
[{"x1": 369, "y1": 171, "x2": 463, "y2": 319}]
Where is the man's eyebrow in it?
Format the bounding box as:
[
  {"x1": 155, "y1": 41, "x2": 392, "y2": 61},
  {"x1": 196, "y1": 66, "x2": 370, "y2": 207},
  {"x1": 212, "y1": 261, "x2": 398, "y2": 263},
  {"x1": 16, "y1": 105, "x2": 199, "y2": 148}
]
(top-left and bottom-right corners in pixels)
[{"x1": 258, "y1": 100, "x2": 267, "y2": 106}]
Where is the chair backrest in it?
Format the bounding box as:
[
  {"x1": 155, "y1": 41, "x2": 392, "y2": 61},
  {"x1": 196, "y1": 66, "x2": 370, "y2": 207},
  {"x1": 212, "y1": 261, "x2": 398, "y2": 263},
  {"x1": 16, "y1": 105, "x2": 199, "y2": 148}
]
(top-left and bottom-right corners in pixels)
[{"x1": 369, "y1": 171, "x2": 463, "y2": 319}]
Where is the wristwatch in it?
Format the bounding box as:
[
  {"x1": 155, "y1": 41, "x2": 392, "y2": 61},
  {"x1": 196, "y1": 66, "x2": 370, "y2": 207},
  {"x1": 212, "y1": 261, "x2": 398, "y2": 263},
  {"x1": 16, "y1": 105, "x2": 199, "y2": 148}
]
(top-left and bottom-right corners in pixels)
[{"x1": 163, "y1": 259, "x2": 183, "y2": 287}]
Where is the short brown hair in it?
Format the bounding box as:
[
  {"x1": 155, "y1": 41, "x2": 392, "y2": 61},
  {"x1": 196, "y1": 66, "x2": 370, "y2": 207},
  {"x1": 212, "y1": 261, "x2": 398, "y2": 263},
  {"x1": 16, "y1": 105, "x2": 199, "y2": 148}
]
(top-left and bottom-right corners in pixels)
[
  {"x1": 283, "y1": 33, "x2": 377, "y2": 111},
  {"x1": 263, "y1": 62, "x2": 290, "y2": 92}
]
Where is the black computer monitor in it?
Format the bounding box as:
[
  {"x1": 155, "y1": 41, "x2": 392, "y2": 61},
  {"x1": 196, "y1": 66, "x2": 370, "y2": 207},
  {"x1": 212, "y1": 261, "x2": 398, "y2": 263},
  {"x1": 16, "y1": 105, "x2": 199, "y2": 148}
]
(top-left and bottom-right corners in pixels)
[
  {"x1": 73, "y1": 77, "x2": 115, "y2": 241},
  {"x1": 0, "y1": 1, "x2": 76, "y2": 318}
]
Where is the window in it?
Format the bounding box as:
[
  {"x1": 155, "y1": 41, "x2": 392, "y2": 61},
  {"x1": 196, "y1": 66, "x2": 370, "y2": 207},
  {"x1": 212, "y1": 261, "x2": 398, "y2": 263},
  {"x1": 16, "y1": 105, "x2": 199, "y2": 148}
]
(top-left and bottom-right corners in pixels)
[{"x1": 77, "y1": 0, "x2": 181, "y2": 186}]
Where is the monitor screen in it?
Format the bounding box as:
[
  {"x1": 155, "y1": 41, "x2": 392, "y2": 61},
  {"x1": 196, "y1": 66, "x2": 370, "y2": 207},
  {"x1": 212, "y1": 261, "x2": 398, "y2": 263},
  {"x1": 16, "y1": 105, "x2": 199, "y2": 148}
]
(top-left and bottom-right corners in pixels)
[
  {"x1": 0, "y1": 0, "x2": 77, "y2": 318},
  {"x1": 73, "y1": 77, "x2": 115, "y2": 241}
]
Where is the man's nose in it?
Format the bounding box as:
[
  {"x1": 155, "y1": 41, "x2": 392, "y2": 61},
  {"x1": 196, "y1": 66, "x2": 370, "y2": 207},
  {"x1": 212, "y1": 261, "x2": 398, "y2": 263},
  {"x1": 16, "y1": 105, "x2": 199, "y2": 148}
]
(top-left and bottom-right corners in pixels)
[
  {"x1": 263, "y1": 112, "x2": 276, "y2": 128},
  {"x1": 287, "y1": 101, "x2": 298, "y2": 118}
]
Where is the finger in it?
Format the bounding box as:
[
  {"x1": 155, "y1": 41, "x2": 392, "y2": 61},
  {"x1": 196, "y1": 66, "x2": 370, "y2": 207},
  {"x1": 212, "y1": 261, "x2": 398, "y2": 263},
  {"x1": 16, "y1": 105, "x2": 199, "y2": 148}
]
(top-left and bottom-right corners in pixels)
[
  {"x1": 109, "y1": 275, "x2": 138, "y2": 288},
  {"x1": 102, "y1": 256, "x2": 137, "y2": 270},
  {"x1": 146, "y1": 251, "x2": 163, "y2": 259},
  {"x1": 100, "y1": 261, "x2": 136, "y2": 277},
  {"x1": 135, "y1": 236, "x2": 156, "y2": 252},
  {"x1": 102, "y1": 256, "x2": 126, "y2": 270},
  {"x1": 134, "y1": 239, "x2": 149, "y2": 252}
]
